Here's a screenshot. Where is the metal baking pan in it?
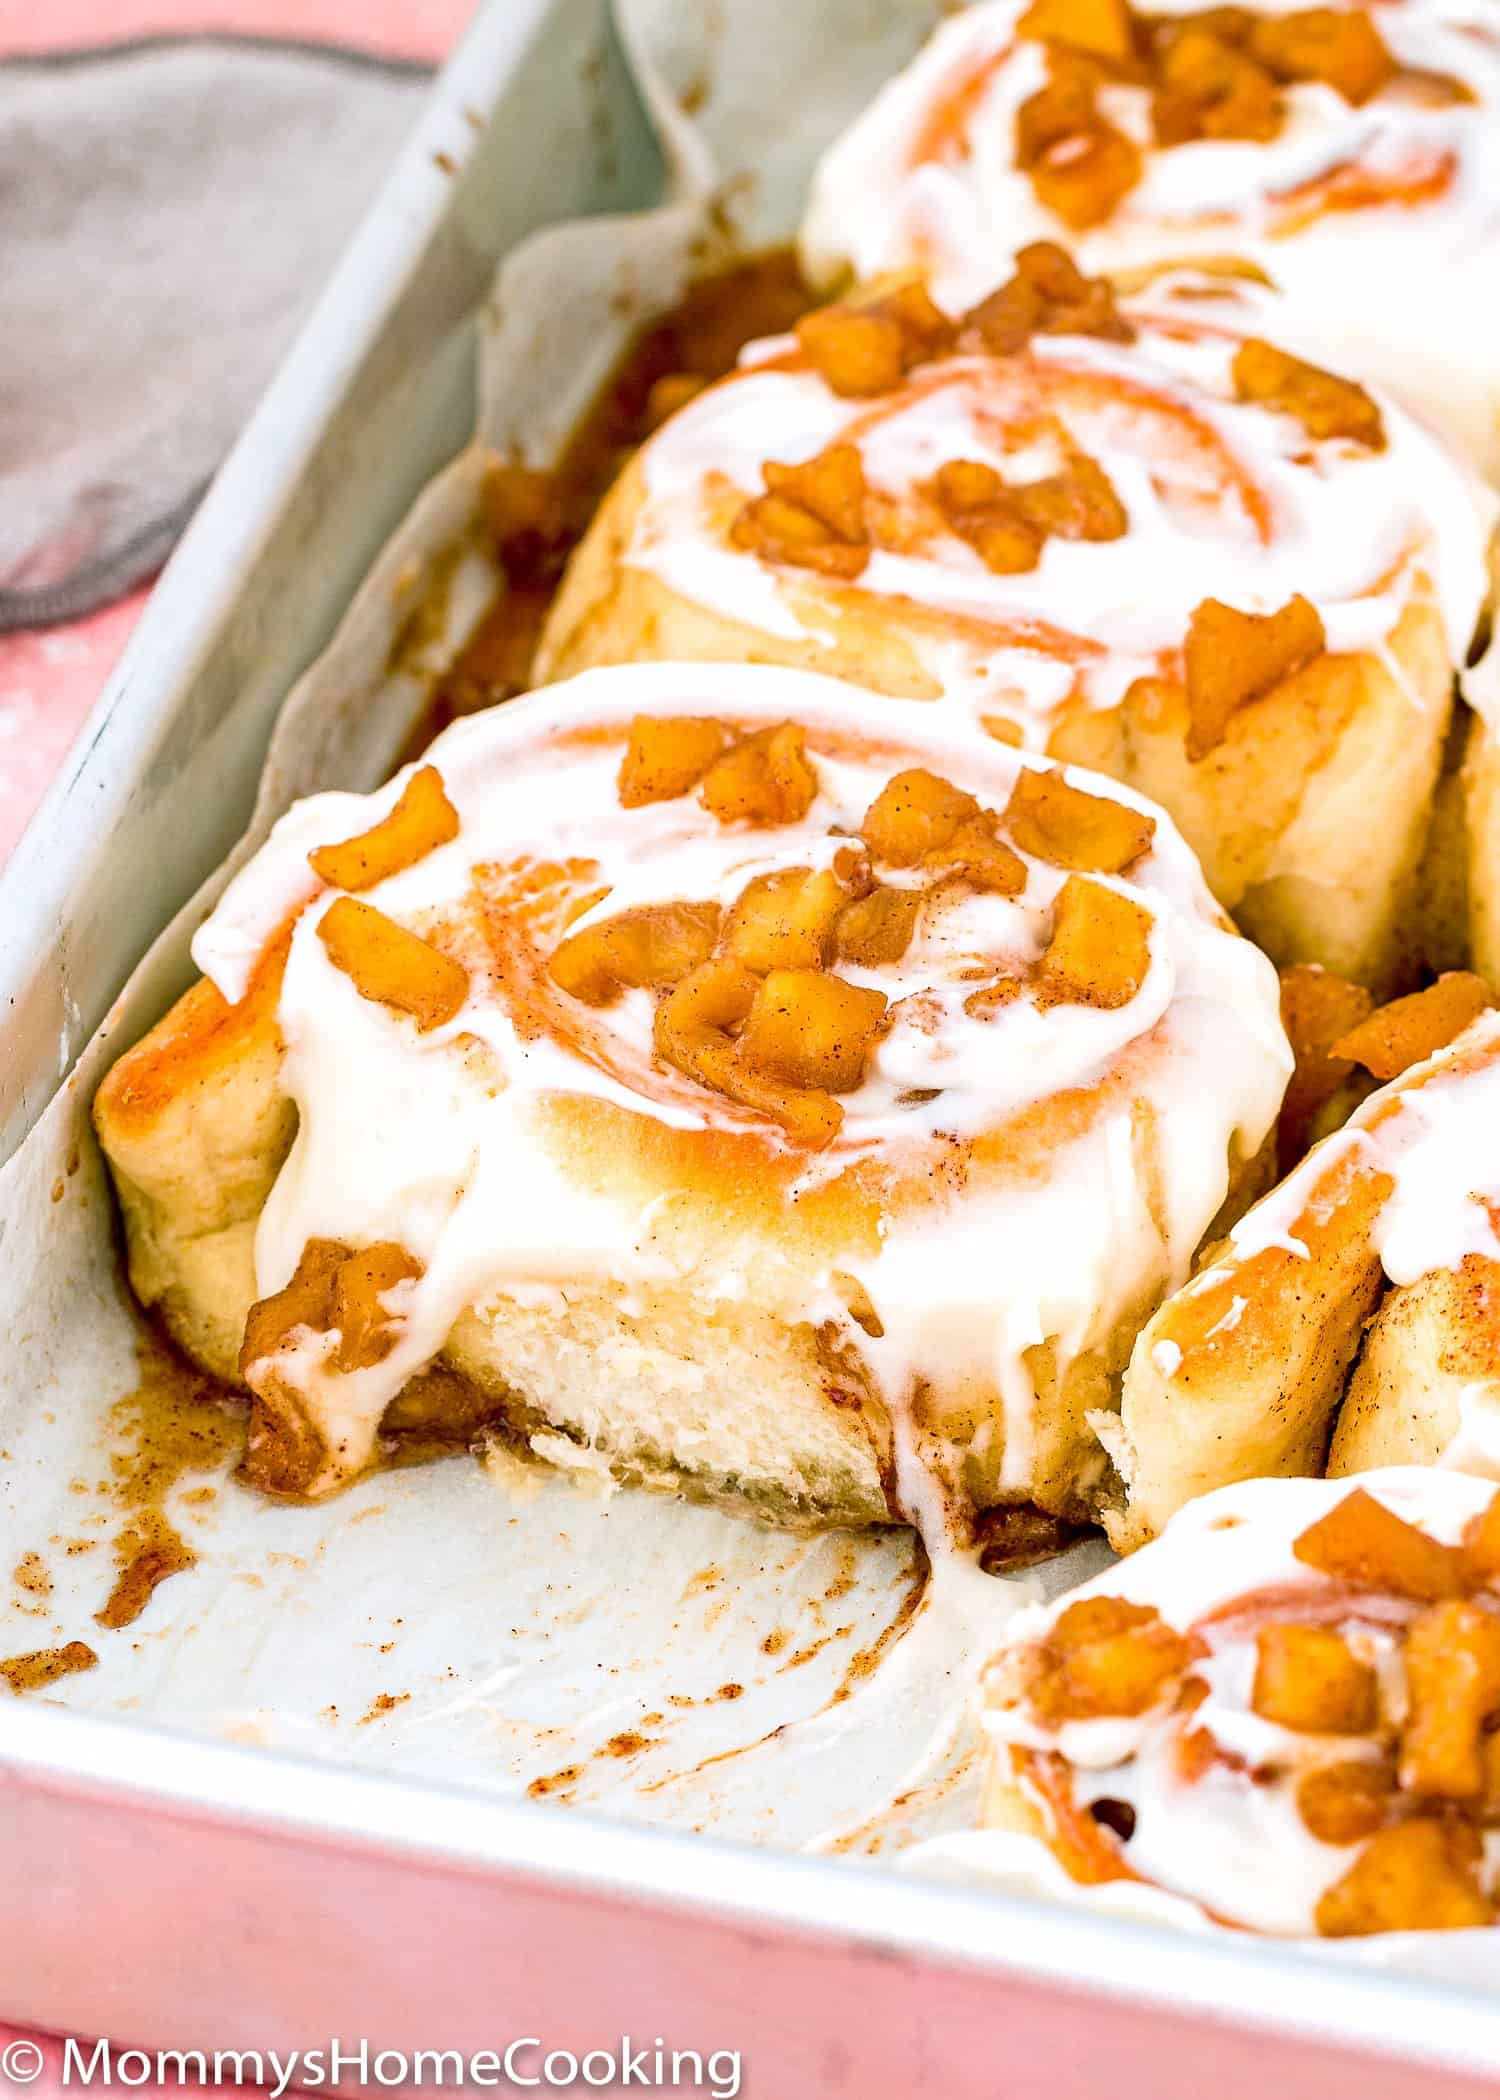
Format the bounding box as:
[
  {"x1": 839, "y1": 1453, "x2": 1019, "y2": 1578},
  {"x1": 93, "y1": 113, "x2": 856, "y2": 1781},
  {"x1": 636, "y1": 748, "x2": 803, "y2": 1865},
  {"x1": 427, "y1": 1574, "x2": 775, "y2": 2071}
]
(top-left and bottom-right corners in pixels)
[{"x1": 6, "y1": 4, "x2": 1500, "y2": 2092}]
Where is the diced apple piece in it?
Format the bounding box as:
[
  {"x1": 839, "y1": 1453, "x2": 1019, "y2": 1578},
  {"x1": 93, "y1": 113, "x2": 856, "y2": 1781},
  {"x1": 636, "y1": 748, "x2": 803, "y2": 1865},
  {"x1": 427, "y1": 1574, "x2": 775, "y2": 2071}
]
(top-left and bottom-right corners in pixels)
[
  {"x1": 1330, "y1": 972, "x2": 1494, "y2": 1083},
  {"x1": 1292, "y1": 1487, "x2": 1464, "y2": 1602},
  {"x1": 860, "y1": 768, "x2": 980, "y2": 865},
  {"x1": 1232, "y1": 339, "x2": 1385, "y2": 449},
  {"x1": 1183, "y1": 592, "x2": 1325, "y2": 761},
  {"x1": 965, "y1": 237, "x2": 1135, "y2": 353},
  {"x1": 700, "y1": 722, "x2": 820, "y2": 827},
  {"x1": 764, "y1": 446, "x2": 869, "y2": 543},
  {"x1": 332, "y1": 1243, "x2": 423, "y2": 1374},
  {"x1": 1028, "y1": 1597, "x2": 1196, "y2": 1724},
  {"x1": 1463, "y1": 1492, "x2": 1500, "y2": 1585},
  {"x1": 924, "y1": 816, "x2": 1028, "y2": 895},
  {"x1": 1296, "y1": 1759, "x2": 1393, "y2": 1844},
  {"x1": 1251, "y1": 1624, "x2": 1377, "y2": 1735},
  {"x1": 1277, "y1": 963, "x2": 1373, "y2": 1163},
  {"x1": 239, "y1": 1237, "x2": 346, "y2": 1376},
  {"x1": 1399, "y1": 1600, "x2": 1500, "y2": 1799},
  {"x1": 1151, "y1": 28, "x2": 1282, "y2": 144},
  {"x1": 725, "y1": 867, "x2": 859, "y2": 974},
  {"x1": 618, "y1": 715, "x2": 729, "y2": 808},
  {"x1": 1039, "y1": 876, "x2": 1152, "y2": 1009},
  {"x1": 653, "y1": 957, "x2": 844, "y2": 1148},
  {"x1": 549, "y1": 902, "x2": 722, "y2": 1006},
  {"x1": 317, "y1": 898, "x2": 469, "y2": 1031},
  {"x1": 1018, "y1": 0, "x2": 1134, "y2": 63},
  {"x1": 1315, "y1": 1820, "x2": 1493, "y2": 1937},
  {"x1": 732, "y1": 446, "x2": 871, "y2": 579},
  {"x1": 1014, "y1": 454, "x2": 1128, "y2": 542},
  {"x1": 1029, "y1": 120, "x2": 1143, "y2": 232},
  {"x1": 796, "y1": 306, "x2": 907, "y2": 397},
  {"x1": 738, "y1": 969, "x2": 889, "y2": 1092},
  {"x1": 309, "y1": 766, "x2": 460, "y2": 892},
  {"x1": 835, "y1": 884, "x2": 922, "y2": 967},
  {"x1": 1004, "y1": 768, "x2": 1155, "y2": 872},
  {"x1": 1250, "y1": 8, "x2": 1395, "y2": 105},
  {"x1": 964, "y1": 975, "x2": 1025, "y2": 1018}
]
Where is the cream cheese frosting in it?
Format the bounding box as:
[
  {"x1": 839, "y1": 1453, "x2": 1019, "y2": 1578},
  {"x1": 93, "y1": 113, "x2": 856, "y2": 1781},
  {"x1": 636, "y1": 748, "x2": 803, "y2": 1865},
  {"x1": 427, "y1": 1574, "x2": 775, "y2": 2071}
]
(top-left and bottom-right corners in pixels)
[
  {"x1": 621, "y1": 305, "x2": 1495, "y2": 744},
  {"x1": 191, "y1": 663, "x2": 1290, "y2": 1521},
  {"x1": 951, "y1": 1467, "x2": 1500, "y2": 1934},
  {"x1": 799, "y1": 0, "x2": 1500, "y2": 478}
]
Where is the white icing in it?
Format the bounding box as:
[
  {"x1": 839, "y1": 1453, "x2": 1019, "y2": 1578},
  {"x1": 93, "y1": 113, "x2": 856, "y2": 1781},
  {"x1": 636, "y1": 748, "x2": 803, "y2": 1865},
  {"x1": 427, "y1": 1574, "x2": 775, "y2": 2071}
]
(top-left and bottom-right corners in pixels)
[
  {"x1": 1226, "y1": 1007, "x2": 1500, "y2": 1287},
  {"x1": 625, "y1": 313, "x2": 1494, "y2": 743},
  {"x1": 970, "y1": 1466, "x2": 1500, "y2": 1934},
  {"x1": 192, "y1": 663, "x2": 1289, "y2": 1516},
  {"x1": 799, "y1": 0, "x2": 1500, "y2": 479}
]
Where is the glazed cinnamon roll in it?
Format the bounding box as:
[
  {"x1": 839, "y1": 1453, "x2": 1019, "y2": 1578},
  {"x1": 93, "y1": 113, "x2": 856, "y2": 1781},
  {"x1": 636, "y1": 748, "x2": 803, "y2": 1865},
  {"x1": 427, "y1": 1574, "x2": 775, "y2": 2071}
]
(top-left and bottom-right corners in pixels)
[
  {"x1": 93, "y1": 665, "x2": 1288, "y2": 1541},
  {"x1": 1111, "y1": 976, "x2": 1500, "y2": 1548},
  {"x1": 961, "y1": 1469, "x2": 1500, "y2": 1937},
  {"x1": 536, "y1": 257, "x2": 1495, "y2": 987},
  {"x1": 800, "y1": 0, "x2": 1500, "y2": 478}
]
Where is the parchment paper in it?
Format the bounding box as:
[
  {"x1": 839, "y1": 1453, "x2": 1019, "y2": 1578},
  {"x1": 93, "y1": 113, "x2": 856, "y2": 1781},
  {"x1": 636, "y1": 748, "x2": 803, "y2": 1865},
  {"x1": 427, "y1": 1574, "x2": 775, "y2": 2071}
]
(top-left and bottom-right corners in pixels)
[{"x1": 4, "y1": 0, "x2": 1498, "y2": 1988}]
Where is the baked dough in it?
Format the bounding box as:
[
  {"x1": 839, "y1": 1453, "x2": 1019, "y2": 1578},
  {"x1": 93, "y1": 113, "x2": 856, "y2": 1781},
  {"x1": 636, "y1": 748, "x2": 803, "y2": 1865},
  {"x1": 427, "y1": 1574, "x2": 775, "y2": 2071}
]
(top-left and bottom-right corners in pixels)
[{"x1": 94, "y1": 663, "x2": 1289, "y2": 1542}]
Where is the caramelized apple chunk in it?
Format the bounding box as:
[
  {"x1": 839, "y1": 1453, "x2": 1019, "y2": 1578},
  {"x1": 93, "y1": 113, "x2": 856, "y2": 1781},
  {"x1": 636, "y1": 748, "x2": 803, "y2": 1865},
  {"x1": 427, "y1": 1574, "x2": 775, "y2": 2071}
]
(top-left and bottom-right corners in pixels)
[
  {"x1": 1027, "y1": 108, "x2": 1144, "y2": 232},
  {"x1": 1249, "y1": 7, "x2": 1395, "y2": 105},
  {"x1": 1329, "y1": 972, "x2": 1495, "y2": 1083},
  {"x1": 1292, "y1": 1488, "x2": 1464, "y2": 1603},
  {"x1": 860, "y1": 768, "x2": 980, "y2": 865},
  {"x1": 738, "y1": 968, "x2": 889, "y2": 1092},
  {"x1": 309, "y1": 766, "x2": 460, "y2": 892},
  {"x1": 1315, "y1": 1820, "x2": 1494, "y2": 1937},
  {"x1": 965, "y1": 240, "x2": 1135, "y2": 353},
  {"x1": 834, "y1": 884, "x2": 922, "y2": 967},
  {"x1": 1039, "y1": 876, "x2": 1153, "y2": 1009},
  {"x1": 1151, "y1": 26, "x2": 1282, "y2": 144},
  {"x1": 1026, "y1": 1596, "x2": 1198, "y2": 1725},
  {"x1": 1182, "y1": 592, "x2": 1325, "y2": 761},
  {"x1": 1018, "y1": 0, "x2": 1134, "y2": 62},
  {"x1": 1251, "y1": 1624, "x2": 1377, "y2": 1735},
  {"x1": 240, "y1": 1237, "x2": 347, "y2": 1376},
  {"x1": 1463, "y1": 1492, "x2": 1500, "y2": 1586},
  {"x1": 725, "y1": 866, "x2": 862, "y2": 974},
  {"x1": 317, "y1": 897, "x2": 468, "y2": 1031},
  {"x1": 923, "y1": 817, "x2": 1028, "y2": 895},
  {"x1": 1004, "y1": 768, "x2": 1155, "y2": 873},
  {"x1": 1232, "y1": 339, "x2": 1385, "y2": 450},
  {"x1": 331, "y1": 1243, "x2": 424, "y2": 1374},
  {"x1": 932, "y1": 460, "x2": 1046, "y2": 576},
  {"x1": 549, "y1": 902, "x2": 722, "y2": 1006},
  {"x1": 731, "y1": 445, "x2": 871, "y2": 579},
  {"x1": 700, "y1": 722, "x2": 819, "y2": 827},
  {"x1": 1014, "y1": 454, "x2": 1128, "y2": 543},
  {"x1": 1399, "y1": 1600, "x2": 1500, "y2": 1800},
  {"x1": 618, "y1": 715, "x2": 729, "y2": 807},
  {"x1": 1296, "y1": 1759, "x2": 1393, "y2": 1845},
  {"x1": 654, "y1": 957, "x2": 843, "y2": 1148}
]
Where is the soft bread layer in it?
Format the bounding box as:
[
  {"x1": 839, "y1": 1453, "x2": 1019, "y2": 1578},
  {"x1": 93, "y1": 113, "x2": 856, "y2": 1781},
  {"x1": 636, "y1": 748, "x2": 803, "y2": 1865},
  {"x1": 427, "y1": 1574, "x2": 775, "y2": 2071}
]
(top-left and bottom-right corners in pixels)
[
  {"x1": 94, "y1": 665, "x2": 1290, "y2": 1537},
  {"x1": 1110, "y1": 1010, "x2": 1500, "y2": 1548}
]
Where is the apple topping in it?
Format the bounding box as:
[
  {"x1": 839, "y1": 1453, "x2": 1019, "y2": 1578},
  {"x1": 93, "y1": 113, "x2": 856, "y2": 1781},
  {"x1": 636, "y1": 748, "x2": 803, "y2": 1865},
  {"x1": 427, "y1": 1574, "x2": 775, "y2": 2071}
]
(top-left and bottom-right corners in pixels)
[
  {"x1": 700, "y1": 721, "x2": 820, "y2": 826},
  {"x1": 1329, "y1": 972, "x2": 1495, "y2": 1083},
  {"x1": 1039, "y1": 876, "x2": 1152, "y2": 1008},
  {"x1": 1249, "y1": 8, "x2": 1395, "y2": 106},
  {"x1": 1015, "y1": 64, "x2": 1144, "y2": 230},
  {"x1": 309, "y1": 766, "x2": 460, "y2": 892},
  {"x1": 731, "y1": 444, "x2": 871, "y2": 579},
  {"x1": 964, "y1": 241, "x2": 1135, "y2": 355},
  {"x1": 1250, "y1": 1624, "x2": 1377, "y2": 1735},
  {"x1": 618, "y1": 715, "x2": 730, "y2": 808},
  {"x1": 240, "y1": 1236, "x2": 423, "y2": 1381},
  {"x1": 1315, "y1": 1820, "x2": 1494, "y2": 1937},
  {"x1": 1023, "y1": 1595, "x2": 1199, "y2": 1725},
  {"x1": 317, "y1": 897, "x2": 468, "y2": 1031},
  {"x1": 1292, "y1": 1487, "x2": 1464, "y2": 1603},
  {"x1": 549, "y1": 902, "x2": 723, "y2": 1006},
  {"x1": 834, "y1": 884, "x2": 923, "y2": 967},
  {"x1": 1004, "y1": 767, "x2": 1155, "y2": 873},
  {"x1": 1399, "y1": 1600, "x2": 1500, "y2": 1800},
  {"x1": 1183, "y1": 593, "x2": 1325, "y2": 761},
  {"x1": 796, "y1": 283, "x2": 955, "y2": 398},
  {"x1": 1232, "y1": 338, "x2": 1386, "y2": 449},
  {"x1": 738, "y1": 968, "x2": 890, "y2": 1092}
]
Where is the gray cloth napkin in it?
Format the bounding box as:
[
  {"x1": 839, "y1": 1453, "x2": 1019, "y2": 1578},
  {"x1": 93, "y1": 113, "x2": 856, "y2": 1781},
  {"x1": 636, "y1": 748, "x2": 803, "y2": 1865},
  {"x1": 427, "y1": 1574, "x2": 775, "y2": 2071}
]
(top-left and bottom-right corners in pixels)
[{"x1": 0, "y1": 36, "x2": 433, "y2": 632}]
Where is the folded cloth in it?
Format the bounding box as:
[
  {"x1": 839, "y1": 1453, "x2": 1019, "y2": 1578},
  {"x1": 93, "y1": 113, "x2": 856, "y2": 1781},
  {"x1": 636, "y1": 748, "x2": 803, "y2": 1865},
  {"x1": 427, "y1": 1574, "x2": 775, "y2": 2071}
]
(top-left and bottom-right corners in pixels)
[{"x1": 0, "y1": 36, "x2": 432, "y2": 632}]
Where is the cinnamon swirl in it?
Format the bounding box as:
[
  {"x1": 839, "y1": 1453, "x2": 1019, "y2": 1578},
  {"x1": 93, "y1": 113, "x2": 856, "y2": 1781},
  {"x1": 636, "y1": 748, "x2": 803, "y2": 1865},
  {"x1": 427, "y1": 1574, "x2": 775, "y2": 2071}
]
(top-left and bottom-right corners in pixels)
[
  {"x1": 800, "y1": 0, "x2": 1500, "y2": 478},
  {"x1": 92, "y1": 664, "x2": 1288, "y2": 1541},
  {"x1": 535, "y1": 260, "x2": 1495, "y2": 986}
]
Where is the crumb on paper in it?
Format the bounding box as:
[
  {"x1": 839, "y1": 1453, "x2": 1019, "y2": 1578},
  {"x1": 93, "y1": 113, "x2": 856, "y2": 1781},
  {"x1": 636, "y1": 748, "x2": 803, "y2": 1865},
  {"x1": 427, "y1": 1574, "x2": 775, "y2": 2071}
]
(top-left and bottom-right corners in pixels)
[
  {"x1": 96, "y1": 1511, "x2": 196, "y2": 1631},
  {"x1": 359, "y1": 1691, "x2": 412, "y2": 1726},
  {"x1": 527, "y1": 1764, "x2": 584, "y2": 1799},
  {"x1": 12, "y1": 1552, "x2": 51, "y2": 1600}
]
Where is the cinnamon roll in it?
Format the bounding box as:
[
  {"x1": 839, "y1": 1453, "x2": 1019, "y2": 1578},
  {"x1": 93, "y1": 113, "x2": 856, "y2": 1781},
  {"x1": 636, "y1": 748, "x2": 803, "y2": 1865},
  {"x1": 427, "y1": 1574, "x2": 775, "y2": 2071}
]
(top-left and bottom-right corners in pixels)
[
  {"x1": 800, "y1": 0, "x2": 1500, "y2": 478},
  {"x1": 966, "y1": 1468, "x2": 1500, "y2": 1936},
  {"x1": 1111, "y1": 976, "x2": 1500, "y2": 1548},
  {"x1": 535, "y1": 258, "x2": 1495, "y2": 986},
  {"x1": 92, "y1": 664, "x2": 1288, "y2": 1541}
]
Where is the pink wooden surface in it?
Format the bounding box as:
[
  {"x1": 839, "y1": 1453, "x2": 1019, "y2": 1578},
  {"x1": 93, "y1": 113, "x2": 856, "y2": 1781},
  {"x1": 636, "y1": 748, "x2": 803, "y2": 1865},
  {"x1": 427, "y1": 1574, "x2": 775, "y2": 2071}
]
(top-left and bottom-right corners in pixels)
[{"x1": 0, "y1": 0, "x2": 472, "y2": 866}]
